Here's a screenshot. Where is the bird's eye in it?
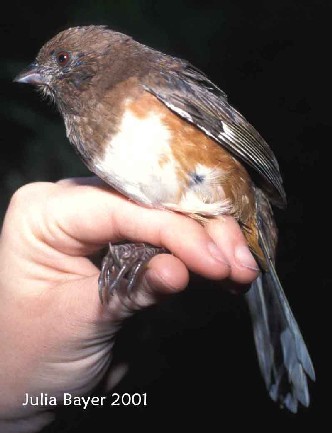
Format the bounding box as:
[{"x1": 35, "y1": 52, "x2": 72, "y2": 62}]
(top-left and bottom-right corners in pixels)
[{"x1": 56, "y1": 51, "x2": 70, "y2": 67}]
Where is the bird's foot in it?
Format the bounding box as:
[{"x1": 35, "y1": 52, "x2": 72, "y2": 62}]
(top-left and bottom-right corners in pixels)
[{"x1": 98, "y1": 242, "x2": 167, "y2": 304}]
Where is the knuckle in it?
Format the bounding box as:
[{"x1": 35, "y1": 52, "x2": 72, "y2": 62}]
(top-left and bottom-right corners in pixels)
[
  {"x1": 9, "y1": 182, "x2": 42, "y2": 209},
  {"x1": 6, "y1": 182, "x2": 55, "y2": 222}
]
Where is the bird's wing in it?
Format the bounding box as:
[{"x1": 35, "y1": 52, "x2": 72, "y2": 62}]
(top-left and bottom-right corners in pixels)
[{"x1": 143, "y1": 62, "x2": 286, "y2": 208}]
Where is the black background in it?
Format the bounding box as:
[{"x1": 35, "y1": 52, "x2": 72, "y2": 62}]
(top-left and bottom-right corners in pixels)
[{"x1": 0, "y1": 0, "x2": 329, "y2": 430}]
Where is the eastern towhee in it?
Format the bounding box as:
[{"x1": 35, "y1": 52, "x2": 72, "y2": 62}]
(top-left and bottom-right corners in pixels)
[{"x1": 14, "y1": 25, "x2": 315, "y2": 412}]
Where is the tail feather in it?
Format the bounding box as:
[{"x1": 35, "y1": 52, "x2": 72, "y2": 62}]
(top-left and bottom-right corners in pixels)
[{"x1": 245, "y1": 188, "x2": 315, "y2": 412}]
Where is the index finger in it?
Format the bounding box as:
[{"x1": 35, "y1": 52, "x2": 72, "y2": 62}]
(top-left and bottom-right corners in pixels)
[{"x1": 31, "y1": 178, "x2": 232, "y2": 281}]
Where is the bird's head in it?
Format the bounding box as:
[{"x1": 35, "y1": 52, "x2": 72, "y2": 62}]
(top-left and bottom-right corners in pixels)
[{"x1": 14, "y1": 25, "x2": 135, "y2": 114}]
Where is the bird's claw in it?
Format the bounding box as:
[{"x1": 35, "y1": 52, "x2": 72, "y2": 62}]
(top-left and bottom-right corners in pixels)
[{"x1": 98, "y1": 242, "x2": 167, "y2": 304}]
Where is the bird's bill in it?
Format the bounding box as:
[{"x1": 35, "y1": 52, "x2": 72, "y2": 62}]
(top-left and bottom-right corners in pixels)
[{"x1": 14, "y1": 63, "x2": 46, "y2": 86}]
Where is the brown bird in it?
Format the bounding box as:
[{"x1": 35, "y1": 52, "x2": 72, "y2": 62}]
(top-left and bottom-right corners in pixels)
[{"x1": 14, "y1": 25, "x2": 315, "y2": 412}]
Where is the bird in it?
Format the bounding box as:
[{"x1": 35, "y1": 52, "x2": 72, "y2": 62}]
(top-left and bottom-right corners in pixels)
[{"x1": 14, "y1": 25, "x2": 315, "y2": 412}]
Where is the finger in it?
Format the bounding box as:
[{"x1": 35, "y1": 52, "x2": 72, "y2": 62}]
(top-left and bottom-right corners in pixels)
[
  {"x1": 205, "y1": 216, "x2": 259, "y2": 286},
  {"x1": 109, "y1": 254, "x2": 190, "y2": 315},
  {"x1": 18, "y1": 178, "x2": 232, "y2": 281}
]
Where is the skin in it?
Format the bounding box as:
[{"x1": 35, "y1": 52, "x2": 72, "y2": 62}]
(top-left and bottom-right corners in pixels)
[{"x1": 0, "y1": 177, "x2": 258, "y2": 433}]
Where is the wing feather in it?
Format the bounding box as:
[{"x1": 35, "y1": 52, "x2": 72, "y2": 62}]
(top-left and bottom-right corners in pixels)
[{"x1": 143, "y1": 62, "x2": 286, "y2": 208}]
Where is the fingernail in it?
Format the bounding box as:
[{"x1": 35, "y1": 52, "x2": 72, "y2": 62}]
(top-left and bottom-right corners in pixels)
[
  {"x1": 235, "y1": 245, "x2": 259, "y2": 271},
  {"x1": 145, "y1": 268, "x2": 173, "y2": 291},
  {"x1": 207, "y1": 242, "x2": 229, "y2": 265}
]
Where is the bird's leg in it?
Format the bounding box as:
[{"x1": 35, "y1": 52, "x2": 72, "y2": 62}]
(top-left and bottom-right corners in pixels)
[{"x1": 98, "y1": 242, "x2": 168, "y2": 304}]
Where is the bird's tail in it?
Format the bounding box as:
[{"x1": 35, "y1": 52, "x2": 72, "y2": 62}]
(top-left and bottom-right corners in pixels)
[{"x1": 245, "y1": 188, "x2": 315, "y2": 412}]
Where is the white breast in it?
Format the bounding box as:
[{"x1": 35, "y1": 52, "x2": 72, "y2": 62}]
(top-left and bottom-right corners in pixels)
[
  {"x1": 94, "y1": 109, "x2": 180, "y2": 206},
  {"x1": 94, "y1": 108, "x2": 232, "y2": 217}
]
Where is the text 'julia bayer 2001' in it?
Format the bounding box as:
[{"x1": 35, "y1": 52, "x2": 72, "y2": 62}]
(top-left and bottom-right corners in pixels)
[{"x1": 22, "y1": 392, "x2": 147, "y2": 409}]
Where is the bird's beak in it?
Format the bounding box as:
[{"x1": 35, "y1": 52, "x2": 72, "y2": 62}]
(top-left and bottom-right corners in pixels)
[{"x1": 14, "y1": 62, "x2": 46, "y2": 86}]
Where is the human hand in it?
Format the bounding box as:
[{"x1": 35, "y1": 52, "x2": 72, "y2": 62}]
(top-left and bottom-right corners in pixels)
[{"x1": 0, "y1": 177, "x2": 258, "y2": 432}]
